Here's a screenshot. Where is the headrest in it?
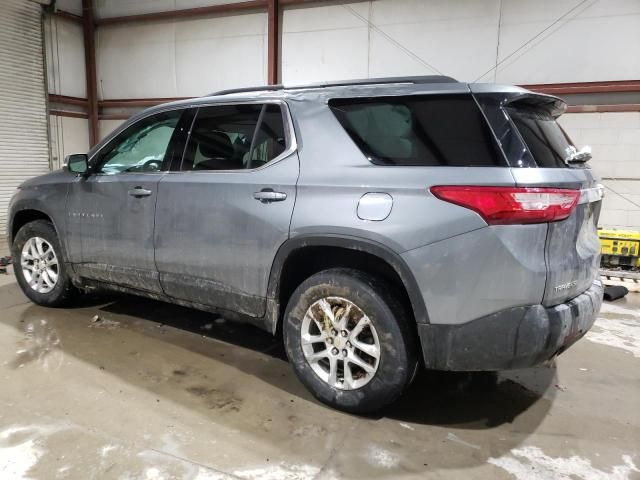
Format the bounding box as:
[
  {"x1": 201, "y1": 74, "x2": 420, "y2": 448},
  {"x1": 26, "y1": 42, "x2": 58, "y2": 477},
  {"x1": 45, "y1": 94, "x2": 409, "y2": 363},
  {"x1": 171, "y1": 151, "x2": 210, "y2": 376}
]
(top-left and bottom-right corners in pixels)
[{"x1": 198, "y1": 131, "x2": 233, "y2": 159}]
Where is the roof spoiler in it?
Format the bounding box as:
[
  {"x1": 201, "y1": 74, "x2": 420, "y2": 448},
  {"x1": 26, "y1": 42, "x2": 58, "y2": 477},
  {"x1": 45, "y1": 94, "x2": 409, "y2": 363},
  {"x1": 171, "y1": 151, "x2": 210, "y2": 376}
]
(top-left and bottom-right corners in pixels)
[{"x1": 504, "y1": 92, "x2": 567, "y2": 118}]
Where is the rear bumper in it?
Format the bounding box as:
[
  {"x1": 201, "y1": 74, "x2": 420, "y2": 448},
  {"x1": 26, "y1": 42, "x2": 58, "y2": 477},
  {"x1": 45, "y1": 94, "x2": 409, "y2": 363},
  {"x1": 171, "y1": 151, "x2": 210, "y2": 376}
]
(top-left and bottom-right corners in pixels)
[{"x1": 418, "y1": 279, "x2": 603, "y2": 371}]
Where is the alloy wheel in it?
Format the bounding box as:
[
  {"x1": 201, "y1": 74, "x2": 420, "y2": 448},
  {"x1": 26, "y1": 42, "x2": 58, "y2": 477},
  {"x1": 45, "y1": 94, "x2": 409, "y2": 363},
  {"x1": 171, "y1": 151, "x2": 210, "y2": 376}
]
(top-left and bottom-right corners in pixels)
[
  {"x1": 301, "y1": 296, "x2": 381, "y2": 390},
  {"x1": 21, "y1": 237, "x2": 59, "y2": 294}
]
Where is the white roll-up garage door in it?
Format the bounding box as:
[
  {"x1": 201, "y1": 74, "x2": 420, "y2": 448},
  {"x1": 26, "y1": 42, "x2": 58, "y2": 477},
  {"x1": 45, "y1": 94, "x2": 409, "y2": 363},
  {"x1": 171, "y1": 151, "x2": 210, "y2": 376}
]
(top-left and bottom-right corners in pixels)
[{"x1": 0, "y1": 0, "x2": 50, "y2": 240}]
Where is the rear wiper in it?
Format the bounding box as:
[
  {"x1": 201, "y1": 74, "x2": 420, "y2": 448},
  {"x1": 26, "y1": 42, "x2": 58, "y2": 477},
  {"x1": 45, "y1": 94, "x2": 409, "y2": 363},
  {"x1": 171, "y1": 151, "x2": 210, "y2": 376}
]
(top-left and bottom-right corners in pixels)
[{"x1": 566, "y1": 145, "x2": 592, "y2": 164}]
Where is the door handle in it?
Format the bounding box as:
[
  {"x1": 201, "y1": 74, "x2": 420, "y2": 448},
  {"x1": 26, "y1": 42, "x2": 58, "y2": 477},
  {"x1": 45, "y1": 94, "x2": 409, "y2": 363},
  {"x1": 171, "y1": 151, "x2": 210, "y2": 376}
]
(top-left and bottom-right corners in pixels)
[
  {"x1": 253, "y1": 189, "x2": 287, "y2": 203},
  {"x1": 128, "y1": 187, "x2": 152, "y2": 198}
]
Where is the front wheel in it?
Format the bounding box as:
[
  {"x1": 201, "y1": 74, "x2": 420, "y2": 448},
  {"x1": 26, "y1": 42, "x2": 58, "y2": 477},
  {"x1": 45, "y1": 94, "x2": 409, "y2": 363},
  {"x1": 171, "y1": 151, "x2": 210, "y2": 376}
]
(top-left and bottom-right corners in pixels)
[
  {"x1": 12, "y1": 220, "x2": 77, "y2": 307},
  {"x1": 283, "y1": 268, "x2": 418, "y2": 413}
]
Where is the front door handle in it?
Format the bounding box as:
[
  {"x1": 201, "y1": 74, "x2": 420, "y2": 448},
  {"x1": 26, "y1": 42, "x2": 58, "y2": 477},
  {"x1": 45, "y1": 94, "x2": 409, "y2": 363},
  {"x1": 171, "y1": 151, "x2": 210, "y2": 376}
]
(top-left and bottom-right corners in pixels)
[
  {"x1": 253, "y1": 188, "x2": 287, "y2": 203},
  {"x1": 128, "y1": 187, "x2": 152, "y2": 198}
]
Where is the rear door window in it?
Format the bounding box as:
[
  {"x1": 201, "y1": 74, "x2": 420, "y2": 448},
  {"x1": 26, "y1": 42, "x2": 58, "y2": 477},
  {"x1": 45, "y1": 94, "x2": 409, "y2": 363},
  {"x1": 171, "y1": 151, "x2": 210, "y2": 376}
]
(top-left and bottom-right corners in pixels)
[
  {"x1": 181, "y1": 103, "x2": 288, "y2": 171},
  {"x1": 329, "y1": 94, "x2": 504, "y2": 166},
  {"x1": 247, "y1": 104, "x2": 287, "y2": 169},
  {"x1": 507, "y1": 107, "x2": 575, "y2": 168}
]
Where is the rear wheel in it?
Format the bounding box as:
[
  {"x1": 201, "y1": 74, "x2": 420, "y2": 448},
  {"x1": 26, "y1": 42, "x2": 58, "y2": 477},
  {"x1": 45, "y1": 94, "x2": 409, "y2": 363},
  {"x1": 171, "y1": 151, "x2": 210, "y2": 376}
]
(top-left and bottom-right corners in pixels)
[
  {"x1": 284, "y1": 268, "x2": 418, "y2": 413},
  {"x1": 12, "y1": 220, "x2": 77, "y2": 307}
]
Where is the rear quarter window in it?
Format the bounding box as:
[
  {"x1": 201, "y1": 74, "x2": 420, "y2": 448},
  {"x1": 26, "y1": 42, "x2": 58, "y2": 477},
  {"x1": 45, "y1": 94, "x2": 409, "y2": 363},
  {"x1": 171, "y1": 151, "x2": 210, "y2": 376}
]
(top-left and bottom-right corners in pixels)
[
  {"x1": 329, "y1": 94, "x2": 504, "y2": 167},
  {"x1": 507, "y1": 107, "x2": 575, "y2": 168}
]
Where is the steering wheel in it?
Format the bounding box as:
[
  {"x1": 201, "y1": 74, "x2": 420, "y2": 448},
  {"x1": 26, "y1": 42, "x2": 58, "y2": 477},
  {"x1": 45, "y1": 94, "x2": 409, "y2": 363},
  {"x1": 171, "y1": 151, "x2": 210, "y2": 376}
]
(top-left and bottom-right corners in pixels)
[{"x1": 142, "y1": 159, "x2": 162, "y2": 172}]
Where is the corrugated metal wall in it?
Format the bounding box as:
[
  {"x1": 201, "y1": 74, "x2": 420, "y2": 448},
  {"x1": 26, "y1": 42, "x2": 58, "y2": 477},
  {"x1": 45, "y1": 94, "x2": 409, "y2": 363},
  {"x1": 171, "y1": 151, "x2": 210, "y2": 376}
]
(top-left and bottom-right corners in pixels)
[{"x1": 0, "y1": 0, "x2": 50, "y2": 237}]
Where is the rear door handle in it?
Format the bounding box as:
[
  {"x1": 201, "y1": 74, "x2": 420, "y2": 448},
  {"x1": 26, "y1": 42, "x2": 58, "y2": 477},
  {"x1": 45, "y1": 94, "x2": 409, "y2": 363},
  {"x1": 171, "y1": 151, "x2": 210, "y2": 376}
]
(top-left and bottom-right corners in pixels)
[
  {"x1": 253, "y1": 189, "x2": 287, "y2": 203},
  {"x1": 128, "y1": 187, "x2": 152, "y2": 198}
]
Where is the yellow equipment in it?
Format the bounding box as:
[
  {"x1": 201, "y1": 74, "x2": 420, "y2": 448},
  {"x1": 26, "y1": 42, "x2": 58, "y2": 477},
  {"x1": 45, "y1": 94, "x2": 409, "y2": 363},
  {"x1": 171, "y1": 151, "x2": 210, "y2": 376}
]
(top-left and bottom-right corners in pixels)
[{"x1": 599, "y1": 229, "x2": 640, "y2": 269}]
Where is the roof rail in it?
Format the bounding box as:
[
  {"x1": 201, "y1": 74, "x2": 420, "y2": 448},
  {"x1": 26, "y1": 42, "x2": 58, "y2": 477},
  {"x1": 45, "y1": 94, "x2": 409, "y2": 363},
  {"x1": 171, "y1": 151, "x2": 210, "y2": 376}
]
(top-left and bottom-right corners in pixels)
[
  {"x1": 208, "y1": 75, "x2": 458, "y2": 97},
  {"x1": 211, "y1": 84, "x2": 285, "y2": 97}
]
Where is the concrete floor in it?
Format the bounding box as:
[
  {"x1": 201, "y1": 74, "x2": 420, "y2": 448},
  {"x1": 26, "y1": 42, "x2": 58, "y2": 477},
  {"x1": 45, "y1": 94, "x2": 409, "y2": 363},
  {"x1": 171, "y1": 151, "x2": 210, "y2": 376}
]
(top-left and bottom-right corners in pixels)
[{"x1": 0, "y1": 270, "x2": 638, "y2": 480}]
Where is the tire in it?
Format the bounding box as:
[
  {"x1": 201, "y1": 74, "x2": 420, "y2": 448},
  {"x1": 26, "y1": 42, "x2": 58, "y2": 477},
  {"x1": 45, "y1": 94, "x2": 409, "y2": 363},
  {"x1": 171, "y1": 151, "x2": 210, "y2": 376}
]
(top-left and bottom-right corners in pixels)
[
  {"x1": 12, "y1": 220, "x2": 77, "y2": 307},
  {"x1": 283, "y1": 268, "x2": 418, "y2": 413}
]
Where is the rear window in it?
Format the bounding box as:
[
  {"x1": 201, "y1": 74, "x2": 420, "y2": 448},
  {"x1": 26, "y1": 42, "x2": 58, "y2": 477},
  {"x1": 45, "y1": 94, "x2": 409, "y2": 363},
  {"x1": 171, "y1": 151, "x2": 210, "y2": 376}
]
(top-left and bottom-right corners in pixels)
[
  {"x1": 508, "y1": 107, "x2": 575, "y2": 168},
  {"x1": 329, "y1": 94, "x2": 504, "y2": 167}
]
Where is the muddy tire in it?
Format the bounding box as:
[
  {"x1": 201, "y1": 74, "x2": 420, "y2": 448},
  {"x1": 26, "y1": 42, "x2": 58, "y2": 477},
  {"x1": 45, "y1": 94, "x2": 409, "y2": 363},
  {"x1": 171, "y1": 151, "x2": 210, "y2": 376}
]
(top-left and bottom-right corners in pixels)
[
  {"x1": 283, "y1": 268, "x2": 418, "y2": 413},
  {"x1": 12, "y1": 220, "x2": 77, "y2": 307}
]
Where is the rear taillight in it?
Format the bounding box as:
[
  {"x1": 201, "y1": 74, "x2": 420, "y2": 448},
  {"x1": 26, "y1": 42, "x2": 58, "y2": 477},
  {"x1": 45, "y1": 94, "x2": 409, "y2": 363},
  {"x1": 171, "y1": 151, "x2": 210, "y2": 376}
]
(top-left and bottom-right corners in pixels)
[{"x1": 430, "y1": 186, "x2": 580, "y2": 225}]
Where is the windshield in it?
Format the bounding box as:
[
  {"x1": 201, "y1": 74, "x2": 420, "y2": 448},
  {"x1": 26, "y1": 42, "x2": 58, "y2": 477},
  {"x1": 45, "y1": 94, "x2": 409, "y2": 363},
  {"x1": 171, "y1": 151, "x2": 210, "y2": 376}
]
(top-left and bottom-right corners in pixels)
[{"x1": 508, "y1": 107, "x2": 575, "y2": 168}]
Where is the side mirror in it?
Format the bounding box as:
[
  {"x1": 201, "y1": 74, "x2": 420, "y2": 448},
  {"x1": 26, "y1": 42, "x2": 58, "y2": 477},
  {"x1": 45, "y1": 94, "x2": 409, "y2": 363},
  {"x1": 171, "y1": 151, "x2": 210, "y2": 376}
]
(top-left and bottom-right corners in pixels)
[{"x1": 64, "y1": 154, "x2": 89, "y2": 175}]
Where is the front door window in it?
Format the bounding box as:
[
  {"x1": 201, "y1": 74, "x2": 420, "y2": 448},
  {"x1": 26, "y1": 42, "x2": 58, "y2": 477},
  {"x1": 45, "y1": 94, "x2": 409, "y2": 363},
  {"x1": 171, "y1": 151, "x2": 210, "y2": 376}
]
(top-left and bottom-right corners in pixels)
[{"x1": 95, "y1": 110, "x2": 182, "y2": 174}]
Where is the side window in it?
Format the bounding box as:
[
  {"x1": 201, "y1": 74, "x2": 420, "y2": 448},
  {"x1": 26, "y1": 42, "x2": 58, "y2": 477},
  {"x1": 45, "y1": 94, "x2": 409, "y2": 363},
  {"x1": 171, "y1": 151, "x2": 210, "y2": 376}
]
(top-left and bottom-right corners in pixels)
[
  {"x1": 329, "y1": 95, "x2": 503, "y2": 167},
  {"x1": 507, "y1": 107, "x2": 575, "y2": 168},
  {"x1": 181, "y1": 103, "x2": 287, "y2": 171},
  {"x1": 247, "y1": 104, "x2": 286, "y2": 169},
  {"x1": 95, "y1": 110, "x2": 182, "y2": 174}
]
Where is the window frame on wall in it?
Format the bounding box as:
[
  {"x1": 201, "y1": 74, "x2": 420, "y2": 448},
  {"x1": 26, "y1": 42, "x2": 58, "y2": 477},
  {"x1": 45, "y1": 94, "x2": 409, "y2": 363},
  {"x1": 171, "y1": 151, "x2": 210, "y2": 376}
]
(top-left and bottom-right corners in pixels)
[{"x1": 175, "y1": 99, "x2": 297, "y2": 173}]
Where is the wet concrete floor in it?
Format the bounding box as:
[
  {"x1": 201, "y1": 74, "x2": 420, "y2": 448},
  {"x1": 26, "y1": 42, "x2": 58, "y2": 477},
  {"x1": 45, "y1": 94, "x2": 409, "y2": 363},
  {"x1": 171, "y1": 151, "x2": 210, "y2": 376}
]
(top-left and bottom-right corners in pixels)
[{"x1": 0, "y1": 273, "x2": 638, "y2": 479}]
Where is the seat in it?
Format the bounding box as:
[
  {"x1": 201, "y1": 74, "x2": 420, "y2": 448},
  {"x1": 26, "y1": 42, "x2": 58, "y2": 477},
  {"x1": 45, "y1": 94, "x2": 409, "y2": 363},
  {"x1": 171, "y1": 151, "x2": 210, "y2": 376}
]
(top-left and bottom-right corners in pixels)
[{"x1": 194, "y1": 131, "x2": 244, "y2": 170}]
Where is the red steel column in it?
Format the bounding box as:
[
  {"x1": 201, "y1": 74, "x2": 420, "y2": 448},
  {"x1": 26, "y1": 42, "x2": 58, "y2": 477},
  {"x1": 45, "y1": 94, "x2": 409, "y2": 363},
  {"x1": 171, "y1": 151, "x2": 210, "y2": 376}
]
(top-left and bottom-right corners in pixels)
[
  {"x1": 267, "y1": 0, "x2": 279, "y2": 84},
  {"x1": 82, "y1": 0, "x2": 99, "y2": 146}
]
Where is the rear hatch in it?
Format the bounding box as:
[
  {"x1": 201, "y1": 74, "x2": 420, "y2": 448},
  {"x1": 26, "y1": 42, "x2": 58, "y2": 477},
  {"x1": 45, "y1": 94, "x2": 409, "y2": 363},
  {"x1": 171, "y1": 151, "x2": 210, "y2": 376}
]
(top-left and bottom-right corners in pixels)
[{"x1": 476, "y1": 90, "x2": 602, "y2": 305}]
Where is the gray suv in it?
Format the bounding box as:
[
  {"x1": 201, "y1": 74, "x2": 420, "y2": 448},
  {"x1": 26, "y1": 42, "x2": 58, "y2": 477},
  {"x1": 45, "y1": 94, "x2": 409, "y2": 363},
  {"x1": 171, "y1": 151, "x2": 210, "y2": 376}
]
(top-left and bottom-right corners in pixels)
[{"x1": 8, "y1": 76, "x2": 603, "y2": 413}]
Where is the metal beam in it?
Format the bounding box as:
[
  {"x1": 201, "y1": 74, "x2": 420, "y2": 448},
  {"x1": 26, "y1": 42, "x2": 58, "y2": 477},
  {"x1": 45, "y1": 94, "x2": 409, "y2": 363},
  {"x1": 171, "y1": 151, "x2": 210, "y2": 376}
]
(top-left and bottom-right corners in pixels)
[
  {"x1": 82, "y1": 0, "x2": 99, "y2": 146},
  {"x1": 523, "y1": 80, "x2": 640, "y2": 95},
  {"x1": 49, "y1": 109, "x2": 89, "y2": 119},
  {"x1": 267, "y1": 0, "x2": 279, "y2": 84},
  {"x1": 278, "y1": 0, "x2": 347, "y2": 5},
  {"x1": 95, "y1": 0, "x2": 267, "y2": 26},
  {"x1": 48, "y1": 94, "x2": 88, "y2": 108},
  {"x1": 52, "y1": 9, "x2": 83, "y2": 24},
  {"x1": 91, "y1": 0, "x2": 341, "y2": 27},
  {"x1": 566, "y1": 104, "x2": 640, "y2": 113},
  {"x1": 99, "y1": 98, "x2": 191, "y2": 108}
]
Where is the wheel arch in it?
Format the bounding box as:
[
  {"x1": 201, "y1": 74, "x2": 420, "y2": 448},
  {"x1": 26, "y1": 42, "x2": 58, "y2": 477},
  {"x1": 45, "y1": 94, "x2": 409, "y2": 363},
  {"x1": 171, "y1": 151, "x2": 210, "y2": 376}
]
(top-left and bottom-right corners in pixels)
[
  {"x1": 11, "y1": 209, "x2": 56, "y2": 242},
  {"x1": 266, "y1": 234, "x2": 429, "y2": 334},
  {"x1": 9, "y1": 209, "x2": 67, "y2": 261}
]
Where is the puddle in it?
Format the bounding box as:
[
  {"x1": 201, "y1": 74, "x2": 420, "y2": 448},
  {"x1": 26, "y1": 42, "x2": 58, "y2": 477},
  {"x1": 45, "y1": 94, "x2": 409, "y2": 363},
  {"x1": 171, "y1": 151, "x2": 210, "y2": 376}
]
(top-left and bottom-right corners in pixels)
[{"x1": 11, "y1": 319, "x2": 63, "y2": 371}]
